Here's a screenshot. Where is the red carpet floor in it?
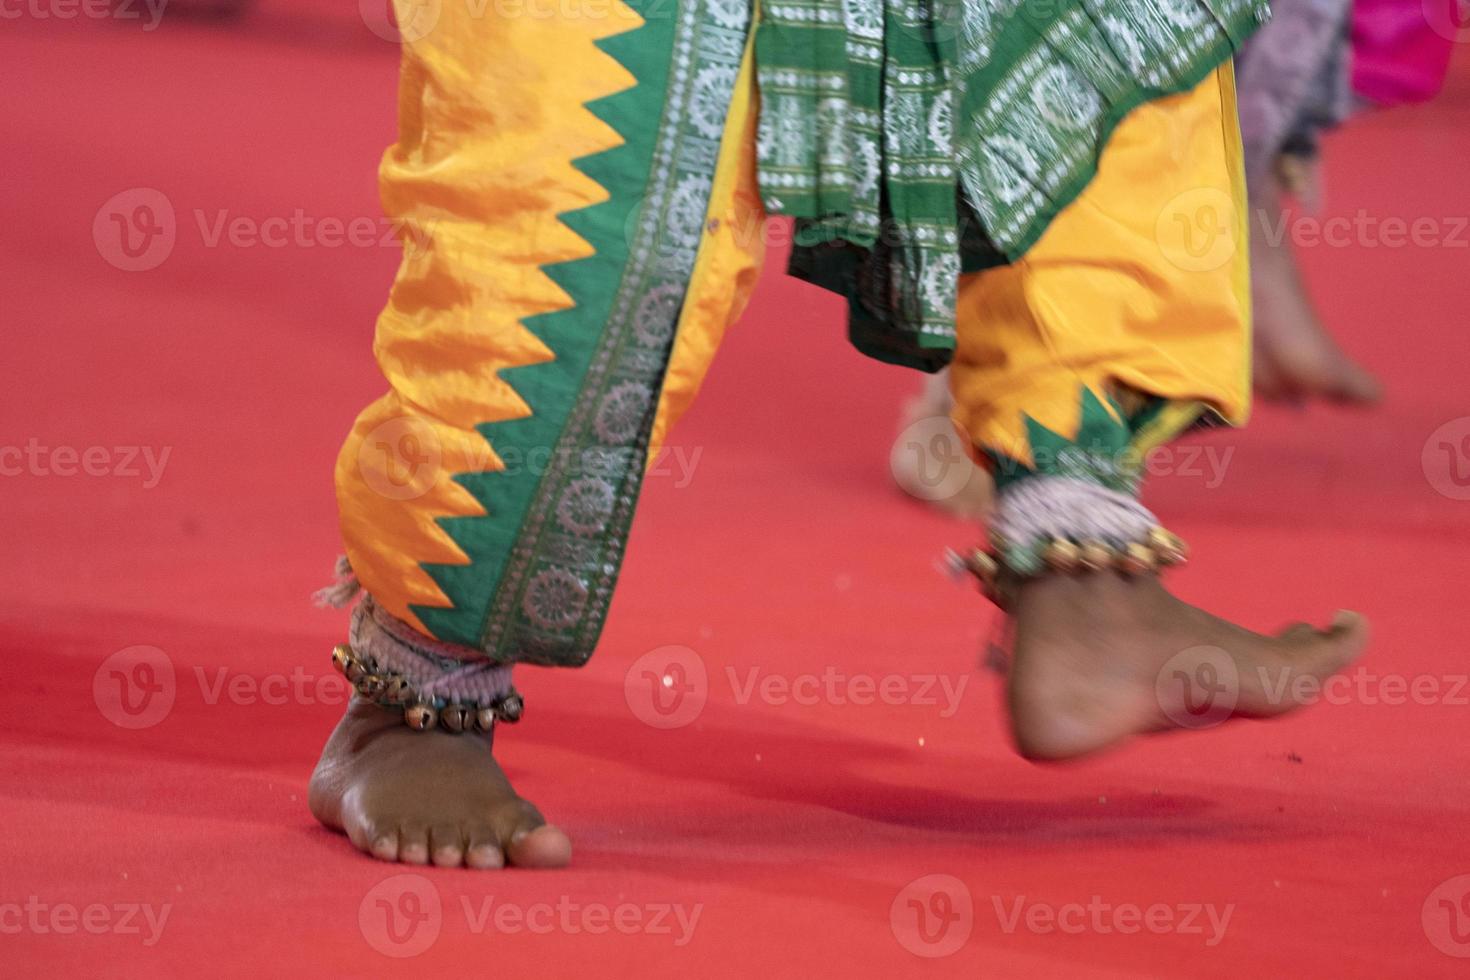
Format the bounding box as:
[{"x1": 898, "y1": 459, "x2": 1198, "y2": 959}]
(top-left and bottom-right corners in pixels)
[{"x1": 4, "y1": 11, "x2": 1470, "y2": 977}]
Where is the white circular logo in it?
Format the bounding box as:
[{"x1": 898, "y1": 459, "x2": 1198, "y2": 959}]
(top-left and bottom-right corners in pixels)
[
  {"x1": 1424, "y1": 875, "x2": 1470, "y2": 957},
  {"x1": 624, "y1": 645, "x2": 708, "y2": 729},
  {"x1": 1423, "y1": 0, "x2": 1470, "y2": 42},
  {"x1": 1156, "y1": 645, "x2": 1239, "y2": 729},
  {"x1": 359, "y1": 0, "x2": 441, "y2": 43},
  {"x1": 891, "y1": 415, "x2": 977, "y2": 503},
  {"x1": 1156, "y1": 187, "x2": 1237, "y2": 272},
  {"x1": 358, "y1": 416, "x2": 443, "y2": 501},
  {"x1": 890, "y1": 874, "x2": 973, "y2": 958},
  {"x1": 93, "y1": 645, "x2": 176, "y2": 729},
  {"x1": 359, "y1": 874, "x2": 442, "y2": 958},
  {"x1": 93, "y1": 188, "x2": 176, "y2": 272},
  {"x1": 1423, "y1": 417, "x2": 1470, "y2": 501}
]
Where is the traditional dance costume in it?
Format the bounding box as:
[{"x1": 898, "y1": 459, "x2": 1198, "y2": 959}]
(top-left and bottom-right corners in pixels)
[{"x1": 326, "y1": 0, "x2": 1263, "y2": 724}]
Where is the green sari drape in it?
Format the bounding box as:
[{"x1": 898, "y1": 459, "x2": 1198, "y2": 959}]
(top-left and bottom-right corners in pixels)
[{"x1": 754, "y1": 0, "x2": 1270, "y2": 370}]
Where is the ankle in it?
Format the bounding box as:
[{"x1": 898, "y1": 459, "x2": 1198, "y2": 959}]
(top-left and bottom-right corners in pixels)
[{"x1": 1012, "y1": 571, "x2": 1168, "y2": 623}]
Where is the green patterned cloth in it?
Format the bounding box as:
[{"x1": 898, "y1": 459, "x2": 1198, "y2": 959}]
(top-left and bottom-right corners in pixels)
[{"x1": 755, "y1": 0, "x2": 1270, "y2": 370}]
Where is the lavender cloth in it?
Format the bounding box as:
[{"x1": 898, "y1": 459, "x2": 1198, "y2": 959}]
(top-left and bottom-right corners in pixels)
[
  {"x1": 1235, "y1": 0, "x2": 1354, "y2": 184},
  {"x1": 349, "y1": 597, "x2": 514, "y2": 706},
  {"x1": 992, "y1": 476, "x2": 1159, "y2": 547}
]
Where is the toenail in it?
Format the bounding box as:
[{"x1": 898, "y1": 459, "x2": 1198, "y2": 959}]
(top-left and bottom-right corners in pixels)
[{"x1": 468, "y1": 846, "x2": 504, "y2": 869}]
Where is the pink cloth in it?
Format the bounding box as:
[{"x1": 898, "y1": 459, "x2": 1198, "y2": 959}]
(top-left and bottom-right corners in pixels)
[{"x1": 1352, "y1": 0, "x2": 1460, "y2": 104}]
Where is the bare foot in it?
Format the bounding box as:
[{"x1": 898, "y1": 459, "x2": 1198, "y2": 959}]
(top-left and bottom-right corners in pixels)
[
  {"x1": 310, "y1": 698, "x2": 571, "y2": 869},
  {"x1": 1249, "y1": 179, "x2": 1382, "y2": 405},
  {"x1": 891, "y1": 370, "x2": 994, "y2": 521},
  {"x1": 1006, "y1": 572, "x2": 1368, "y2": 761}
]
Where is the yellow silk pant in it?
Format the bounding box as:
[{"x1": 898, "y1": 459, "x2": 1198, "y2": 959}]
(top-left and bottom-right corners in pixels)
[{"x1": 335, "y1": 3, "x2": 1248, "y2": 653}]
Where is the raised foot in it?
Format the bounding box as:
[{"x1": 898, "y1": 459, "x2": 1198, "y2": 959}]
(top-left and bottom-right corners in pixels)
[
  {"x1": 1005, "y1": 573, "x2": 1368, "y2": 761},
  {"x1": 309, "y1": 699, "x2": 571, "y2": 869}
]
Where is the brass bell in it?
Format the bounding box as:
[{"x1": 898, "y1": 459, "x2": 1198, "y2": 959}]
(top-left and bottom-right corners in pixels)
[
  {"x1": 1079, "y1": 539, "x2": 1113, "y2": 572},
  {"x1": 475, "y1": 708, "x2": 498, "y2": 733},
  {"x1": 966, "y1": 549, "x2": 999, "y2": 589},
  {"x1": 331, "y1": 644, "x2": 353, "y2": 676},
  {"x1": 355, "y1": 674, "x2": 386, "y2": 698},
  {"x1": 383, "y1": 676, "x2": 414, "y2": 705},
  {"x1": 1042, "y1": 538, "x2": 1080, "y2": 573},
  {"x1": 405, "y1": 703, "x2": 438, "y2": 731},
  {"x1": 494, "y1": 693, "x2": 525, "y2": 724},
  {"x1": 440, "y1": 705, "x2": 471, "y2": 734},
  {"x1": 1119, "y1": 542, "x2": 1157, "y2": 576},
  {"x1": 1149, "y1": 527, "x2": 1188, "y2": 566}
]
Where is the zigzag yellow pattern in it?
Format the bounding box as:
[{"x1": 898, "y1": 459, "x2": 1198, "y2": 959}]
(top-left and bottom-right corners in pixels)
[{"x1": 335, "y1": 1, "x2": 644, "y2": 636}]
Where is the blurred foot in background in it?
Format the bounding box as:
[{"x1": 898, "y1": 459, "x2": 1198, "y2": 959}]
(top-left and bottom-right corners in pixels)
[
  {"x1": 1249, "y1": 158, "x2": 1383, "y2": 405},
  {"x1": 889, "y1": 370, "x2": 994, "y2": 521}
]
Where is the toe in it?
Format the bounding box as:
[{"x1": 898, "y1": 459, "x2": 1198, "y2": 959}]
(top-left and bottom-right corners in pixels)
[
  {"x1": 492, "y1": 799, "x2": 571, "y2": 868},
  {"x1": 1252, "y1": 353, "x2": 1290, "y2": 402},
  {"x1": 1329, "y1": 359, "x2": 1383, "y2": 405},
  {"x1": 429, "y1": 823, "x2": 467, "y2": 868},
  {"x1": 1280, "y1": 610, "x2": 1369, "y2": 667},
  {"x1": 1324, "y1": 609, "x2": 1370, "y2": 655},
  {"x1": 508, "y1": 825, "x2": 573, "y2": 868},
  {"x1": 465, "y1": 824, "x2": 505, "y2": 870},
  {"x1": 369, "y1": 830, "x2": 401, "y2": 862},
  {"x1": 398, "y1": 823, "x2": 431, "y2": 865},
  {"x1": 1277, "y1": 622, "x2": 1320, "y2": 641},
  {"x1": 342, "y1": 810, "x2": 401, "y2": 863},
  {"x1": 1258, "y1": 610, "x2": 1370, "y2": 703}
]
